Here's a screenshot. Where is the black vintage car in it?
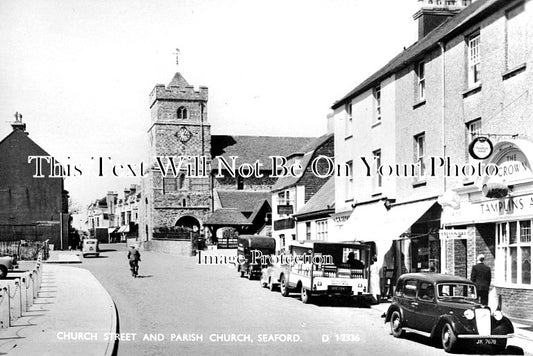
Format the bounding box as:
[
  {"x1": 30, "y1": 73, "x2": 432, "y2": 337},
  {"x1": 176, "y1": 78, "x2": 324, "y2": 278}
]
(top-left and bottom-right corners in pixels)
[{"x1": 384, "y1": 273, "x2": 514, "y2": 353}]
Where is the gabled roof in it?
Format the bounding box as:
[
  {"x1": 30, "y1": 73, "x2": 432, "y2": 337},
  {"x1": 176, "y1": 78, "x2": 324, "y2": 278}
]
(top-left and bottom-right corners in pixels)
[
  {"x1": 332, "y1": 0, "x2": 503, "y2": 109},
  {"x1": 217, "y1": 190, "x2": 270, "y2": 211},
  {"x1": 204, "y1": 208, "x2": 252, "y2": 226},
  {"x1": 271, "y1": 133, "x2": 333, "y2": 191},
  {"x1": 211, "y1": 135, "x2": 315, "y2": 170},
  {"x1": 168, "y1": 72, "x2": 190, "y2": 87},
  {"x1": 293, "y1": 176, "x2": 335, "y2": 218},
  {"x1": 0, "y1": 128, "x2": 49, "y2": 156}
]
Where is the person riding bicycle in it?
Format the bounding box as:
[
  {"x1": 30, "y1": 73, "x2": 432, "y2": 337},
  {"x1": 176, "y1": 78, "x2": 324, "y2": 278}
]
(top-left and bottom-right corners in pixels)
[{"x1": 128, "y1": 245, "x2": 141, "y2": 277}]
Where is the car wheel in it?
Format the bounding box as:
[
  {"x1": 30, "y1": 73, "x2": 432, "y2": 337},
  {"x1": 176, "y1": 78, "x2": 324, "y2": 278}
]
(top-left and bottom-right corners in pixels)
[
  {"x1": 441, "y1": 322, "x2": 458, "y2": 353},
  {"x1": 269, "y1": 278, "x2": 277, "y2": 292},
  {"x1": 390, "y1": 311, "x2": 404, "y2": 338},
  {"x1": 0, "y1": 266, "x2": 7, "y2": 279},
  {"x1": 301, "y1": 285, "x2": 311, "y2": 304},
  {"x1": 492, "y1": 339, "x2": 507, "y2": 353},
  {"x1": 280, "y1": 275, "x2": 289, "y2": 297},
  {"x1": 260, "y1": 276, "x2": 268, "y2": 288}
]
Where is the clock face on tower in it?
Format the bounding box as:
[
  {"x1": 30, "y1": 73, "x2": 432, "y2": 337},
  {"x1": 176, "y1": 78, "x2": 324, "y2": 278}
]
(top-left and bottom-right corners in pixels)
[{"x1": 176, "y1": 127, "x2": 192, "y2": 143}]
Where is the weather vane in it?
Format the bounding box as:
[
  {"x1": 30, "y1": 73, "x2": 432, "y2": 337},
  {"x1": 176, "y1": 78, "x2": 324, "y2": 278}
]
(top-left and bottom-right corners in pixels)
[{"x1": 174, "y1": 48, "x2": 180, "y2": 67}]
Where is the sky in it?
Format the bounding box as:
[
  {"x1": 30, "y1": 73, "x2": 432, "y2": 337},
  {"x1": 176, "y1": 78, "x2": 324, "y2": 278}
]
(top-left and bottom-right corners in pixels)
[{"x1": 0, "y1": 0, "x2": 420, "y2": 206}]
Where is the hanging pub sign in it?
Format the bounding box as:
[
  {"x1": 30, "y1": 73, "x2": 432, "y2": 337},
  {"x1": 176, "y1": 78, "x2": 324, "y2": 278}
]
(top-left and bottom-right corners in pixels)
[{"x1": 468, "y1": 136, "x2": 493, "y2": 160}]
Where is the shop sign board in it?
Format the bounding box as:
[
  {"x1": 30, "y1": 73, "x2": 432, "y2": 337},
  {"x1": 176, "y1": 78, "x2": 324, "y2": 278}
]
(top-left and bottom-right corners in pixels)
[
  {"x1": 442, "y1": 193, "x2": 533, "y2": 225},
  {"x1": 439, "y1": 229, "x2": 469, "y2": 240}
]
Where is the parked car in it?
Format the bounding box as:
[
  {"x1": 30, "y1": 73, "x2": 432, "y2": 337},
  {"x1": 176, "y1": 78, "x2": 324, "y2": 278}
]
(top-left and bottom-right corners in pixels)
[
  {"x1": 384, "y1": 273, "x2": 514, "y2": 353},
  {"x1": 82, "y1": 238, "x2": 100, "y2": 258},
  {"x1": 236, "y1": 235, "x2": 276, "y2": 279},
  {"x1": 264, "y1": 241, "x2": 373, "y2": 304},
  {"x1": 0, "y1": 255, "x2": 18, "y2": 278}
]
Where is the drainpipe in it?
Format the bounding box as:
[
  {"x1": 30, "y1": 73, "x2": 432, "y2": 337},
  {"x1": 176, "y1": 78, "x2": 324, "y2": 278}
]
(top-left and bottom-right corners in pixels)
[
  {"x1": 439, "y1": 41, "x2": 447, "y2": 194},
  {"x1": 439, "y1": 41, "x2": 447, "y2": 274}
]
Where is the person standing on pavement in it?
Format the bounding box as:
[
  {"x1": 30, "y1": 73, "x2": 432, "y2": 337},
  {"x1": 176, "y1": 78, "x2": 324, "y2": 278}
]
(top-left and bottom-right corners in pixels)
[
  {"x1": 128, "y1": 245, "x2": 141, "y2": 277},
  {"x1": 471, "y1": 254, "x2": 491, "y2": 305},
  {"x1": 370, "y1": 255, "x2": 381, "y2": 304}
]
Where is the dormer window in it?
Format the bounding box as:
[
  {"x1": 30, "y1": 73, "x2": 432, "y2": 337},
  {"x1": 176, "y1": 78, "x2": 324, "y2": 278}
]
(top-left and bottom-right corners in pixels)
[{"x1": 177, "y1": 106, "x2": 188, "y2": 120}]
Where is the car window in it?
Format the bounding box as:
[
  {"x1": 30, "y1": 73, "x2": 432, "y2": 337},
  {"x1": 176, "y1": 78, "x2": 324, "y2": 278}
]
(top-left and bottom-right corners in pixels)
[
  {"x1": 418, "y1": 282, "x2": 435, "y2": 301},
  {"x1": 437, "y1": 283, "x2": 477, "y2": 300},
  {"x1": 403, "y1": 280, "x2": 417, "y2": 299},
  {"x1": 395, "y1": 279, "x2": 404, "y2": 297}
]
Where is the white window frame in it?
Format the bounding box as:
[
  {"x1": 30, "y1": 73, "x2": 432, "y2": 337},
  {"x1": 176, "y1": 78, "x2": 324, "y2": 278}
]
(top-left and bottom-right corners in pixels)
[
  {"x1": 316, "y1": 219, "x2": 328, "y2": 241},
  {"x1": 345, "y1": 103, "x2": 353, "y2": 138},
  {"x1": 466, "y1": 118, "x2": 482, "y2": 145},
  {"x1": 417, "y1": 61, "x2": 426, "y2": 101},
  {"x1": 345, "y1": 161, "x2": 353, "y2": 201},
  {"x1": 467, "y1": 33, "x2": 481, "y2": 87},
  {"x1": 496, "y1": 220, "x2": 532, "y2": 287},
  {"x1": 373, "y1": 149, "x2": 382, "y2": 192},
  {"x1": 373, "y1": 84, "x2": 381, "y2": 122},
  {"x1": 415, "y1": 134, "x2": 426, "y2": 178}
]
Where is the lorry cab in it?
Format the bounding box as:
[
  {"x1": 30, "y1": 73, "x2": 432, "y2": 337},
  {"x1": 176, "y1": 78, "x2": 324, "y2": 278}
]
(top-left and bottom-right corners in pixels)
[
  {"x1": 82, "y1": 238, "x2": 100, "y2": 258},
  {"x1": 237, "y1": 235, "x2": 276, "y2": 279}
]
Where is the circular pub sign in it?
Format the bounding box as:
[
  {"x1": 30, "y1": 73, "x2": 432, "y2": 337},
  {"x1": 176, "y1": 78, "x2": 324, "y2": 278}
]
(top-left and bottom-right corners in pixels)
[{"x1": 468, "y1": 136, "x2": 493, "y2": 160}]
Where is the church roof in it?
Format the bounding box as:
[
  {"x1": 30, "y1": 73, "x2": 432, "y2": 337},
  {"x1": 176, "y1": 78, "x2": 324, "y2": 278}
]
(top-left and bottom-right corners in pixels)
[
  {"x1": 211, "y1": 135, "x2": 315, "y2": 170},
  {"x1": 217, "y1": 190, "x2": 270, "y2": 211},
  {"x1": 168, "y1": 72, "x2": 190, "y2": 87},
  {"x1": 204, "y1": 208, "x2": 252, "y2": 226}
]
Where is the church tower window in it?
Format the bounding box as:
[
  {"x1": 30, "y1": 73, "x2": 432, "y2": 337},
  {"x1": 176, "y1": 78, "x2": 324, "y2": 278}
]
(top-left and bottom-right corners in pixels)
[{"x1": 177, "y1": 106, "x2": 188, "y2": 120}]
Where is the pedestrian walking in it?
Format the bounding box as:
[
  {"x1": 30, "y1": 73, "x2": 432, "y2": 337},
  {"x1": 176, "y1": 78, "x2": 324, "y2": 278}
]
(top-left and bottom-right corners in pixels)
[
  {"x1": 471, "y1": 254, "x2": 491, "y2": 305},
  {"x1": 128, "y1": 245, "x2": 141, "y2": 277}
]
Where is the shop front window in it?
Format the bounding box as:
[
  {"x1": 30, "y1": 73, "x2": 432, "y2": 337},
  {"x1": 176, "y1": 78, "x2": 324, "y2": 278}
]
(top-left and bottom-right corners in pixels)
[{"x1": 497, "y1": 220, "x2": 533, "y2": 286}]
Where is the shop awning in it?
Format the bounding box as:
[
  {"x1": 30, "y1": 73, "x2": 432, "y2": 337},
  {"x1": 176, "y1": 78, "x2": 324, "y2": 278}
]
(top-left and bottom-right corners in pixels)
[
  {"x1": 335, "y1": 198, "x2": 437, "y2": 242},
  {"x1": 333, "y1": 200, "x2": 388, "y2": 242},
  {"x1": 108, "y1": 227, "x2": 117, "y2": 234},
  {"x1": 117, "y1": 225, "x2": 130, "y2": 233},
  {"x1": 384, "y1": 199, "x2": 437, "y2": 241}
]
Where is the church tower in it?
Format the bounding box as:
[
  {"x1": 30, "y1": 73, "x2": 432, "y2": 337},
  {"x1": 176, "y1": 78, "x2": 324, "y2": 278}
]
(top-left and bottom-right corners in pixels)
[{"x1": 140, "y1": 68, "x2": 212, "y2": 242}]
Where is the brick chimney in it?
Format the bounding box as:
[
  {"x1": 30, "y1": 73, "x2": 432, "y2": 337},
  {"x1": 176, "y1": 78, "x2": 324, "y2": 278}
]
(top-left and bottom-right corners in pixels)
[
  {"x1": 413, "y1": 0, "x2": 472, "y2": 39},
  {"x1": 11, "y1": 111, "x2": 27, "y2": 132}
]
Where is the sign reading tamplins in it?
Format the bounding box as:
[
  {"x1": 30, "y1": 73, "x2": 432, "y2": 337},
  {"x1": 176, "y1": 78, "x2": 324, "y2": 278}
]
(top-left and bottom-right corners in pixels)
[{"x1": 468, "y1": 136, "x2": 493, "y2": 160}]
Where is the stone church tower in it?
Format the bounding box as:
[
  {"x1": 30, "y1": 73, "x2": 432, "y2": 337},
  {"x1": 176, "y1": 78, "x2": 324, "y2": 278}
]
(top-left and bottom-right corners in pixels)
[{"x1": 139, "y1": 72, "x2": 212, "y2": 241}]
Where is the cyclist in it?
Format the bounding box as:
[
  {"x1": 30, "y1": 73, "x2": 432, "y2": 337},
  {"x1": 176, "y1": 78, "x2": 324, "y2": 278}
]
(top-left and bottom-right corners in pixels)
[{"x1": 128, "y1": 245, "x2": 141, "y2": 277}]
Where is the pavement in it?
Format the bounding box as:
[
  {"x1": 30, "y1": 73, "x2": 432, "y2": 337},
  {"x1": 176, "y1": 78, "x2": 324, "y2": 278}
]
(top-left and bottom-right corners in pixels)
[
  {"x1": 371, "y1": 301, "x2": 533, "y2": 352},
  {"x1": 43, "y1": 250, "x2": 82, "y2": 264},
  {"x1": 0, "y1": 256, "x2": 117, "y2": 356}
]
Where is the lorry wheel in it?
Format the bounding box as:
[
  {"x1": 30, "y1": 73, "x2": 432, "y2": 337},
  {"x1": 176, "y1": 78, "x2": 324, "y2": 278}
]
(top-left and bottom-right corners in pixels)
[
  {"x1": 269, "y1": 278, "x2": 277, "y2": 292},
  {"x1": 280, "y1": 275, "x2": 290, "y2": 297},
  {"x1": 301, "y1": 285, "x2": 311, "y2": 304},
  {"x1": 0, "y1": 266, "x2": 7, "y2": 279}
]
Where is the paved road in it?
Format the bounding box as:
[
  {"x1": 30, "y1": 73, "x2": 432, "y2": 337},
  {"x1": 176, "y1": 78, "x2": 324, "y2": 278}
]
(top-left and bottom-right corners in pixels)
[{"x1": 81, "y1": 244, "x2": 527, "y2": 356}]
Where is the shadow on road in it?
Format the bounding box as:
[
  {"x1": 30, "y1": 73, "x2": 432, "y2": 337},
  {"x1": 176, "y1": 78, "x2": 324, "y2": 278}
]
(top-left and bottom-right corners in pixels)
[
  {"x1": 399, "y1": 333, "x2": 524, "y2": 355},
  {"x1": 135, "y1": 275, "x2": 153, "y2": 279}
]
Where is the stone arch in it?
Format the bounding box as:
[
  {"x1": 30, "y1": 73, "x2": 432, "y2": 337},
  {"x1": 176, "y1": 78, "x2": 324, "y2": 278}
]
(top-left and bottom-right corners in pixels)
[{"x1": 175, "y1": 215, "x2": 201, "y2": 232}]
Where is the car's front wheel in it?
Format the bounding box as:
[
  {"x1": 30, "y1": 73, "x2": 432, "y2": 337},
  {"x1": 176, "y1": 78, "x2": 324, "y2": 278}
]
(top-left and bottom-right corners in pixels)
[
  {"x1": 0, "y1": 266, "x2": 7, "y2": 279},
  {"x1": 280, "y1": 275, "x2": 289, "y2": 297},
  {"x1": 390, "y1": 311, "x2": 404, "y2": 338},
  {"x1": 441, "y1": 322, "x2": 458, "y2": 353}
]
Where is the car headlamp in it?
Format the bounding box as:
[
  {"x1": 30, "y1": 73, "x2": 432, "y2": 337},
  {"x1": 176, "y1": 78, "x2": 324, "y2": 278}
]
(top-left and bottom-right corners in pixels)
[
  {"x1": 463, "y1": 309, "x2": 475, "y2": 320},
  {"x1": 493, "y1": 310, "x2": 503, "y2": 321}
]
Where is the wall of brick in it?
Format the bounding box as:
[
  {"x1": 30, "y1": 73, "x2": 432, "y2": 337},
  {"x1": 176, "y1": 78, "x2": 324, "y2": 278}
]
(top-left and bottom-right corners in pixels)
[
  {"x1": 496, "y1": 287, "x2": 533, "y2": 320},
  {"x1": 142, "y1": 239, "x2": 192, "y2": 256}
]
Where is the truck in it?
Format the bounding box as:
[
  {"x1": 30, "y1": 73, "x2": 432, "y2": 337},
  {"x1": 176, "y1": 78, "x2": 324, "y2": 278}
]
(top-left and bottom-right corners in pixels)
[
  {"x1": 236, "y1": 235, "x2": 276, "y2": 280},
  {"x1": 261, "y1": 241, "x2": 373, "y2": 304}
]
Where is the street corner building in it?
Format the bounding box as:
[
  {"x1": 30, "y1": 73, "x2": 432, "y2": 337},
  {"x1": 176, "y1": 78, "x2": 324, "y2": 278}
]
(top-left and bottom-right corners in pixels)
[
  {"x1": 137, "y1": 69, "x2": 315, "y2": 253},
  {"x1": 0, "y1": 117, "x2": 69, "y2": 250},
  {"x1": 329, "y1": 0, "x2": 533, "y2": 321}
]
